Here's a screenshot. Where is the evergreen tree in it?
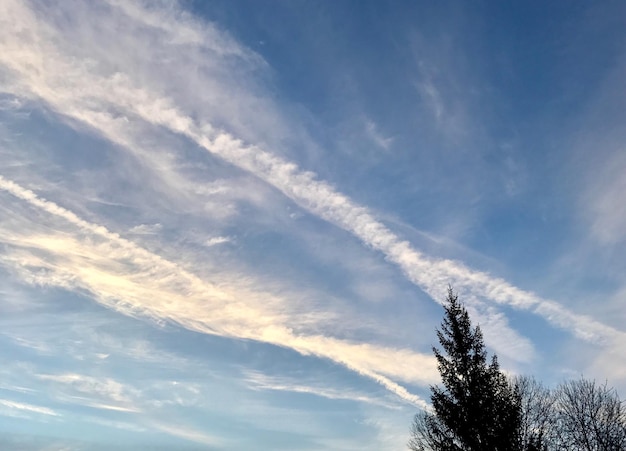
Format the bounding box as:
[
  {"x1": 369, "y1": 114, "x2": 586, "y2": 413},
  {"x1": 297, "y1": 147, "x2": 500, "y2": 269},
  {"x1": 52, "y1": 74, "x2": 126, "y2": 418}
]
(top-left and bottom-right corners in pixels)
[{"x1": 409, "y1": 288, "x2": 522, "y2": 451}]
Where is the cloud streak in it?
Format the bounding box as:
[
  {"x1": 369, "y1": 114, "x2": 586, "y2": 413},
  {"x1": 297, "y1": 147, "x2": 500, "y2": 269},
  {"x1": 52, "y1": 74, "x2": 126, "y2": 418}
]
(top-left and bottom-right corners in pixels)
[
  {"x1": 0, "y1": 399, "x2": 59, "y2": 417},
  {"x1": 37, "y1": 373, "x2": 140, "y2": 413},
  {"x1": 0, "y1": 175, "x2": 433, "y2": 406},
  {"x1": 1, "y1": 0, "x2": 624, "y2": 409},
  {"x1": 244, "y1": 370, "x2": 400, "y2": 409}
]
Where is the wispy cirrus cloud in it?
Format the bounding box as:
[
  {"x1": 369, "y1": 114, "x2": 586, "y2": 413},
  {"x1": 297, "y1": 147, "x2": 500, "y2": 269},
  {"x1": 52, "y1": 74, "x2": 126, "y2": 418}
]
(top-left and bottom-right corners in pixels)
[
  {"x1": 583, "y1": 150, "x2": 626, "y2": 246},
  {"x1": 205, "y1": 235, "x2": 232, "y2": 247},
  {"x1": 1, "y1": 0, "x2": 624, "y2": 411},
  {"x1": 0, "y1": 175, "x2": 434, "y2": 406},
  {"x1": 37, "y1": 373, "x2": 140, "y2": 413},
  {"x1": 364, "y1": 118, "x2": 394, "y2": 151},
  {"x1": 146, "y1": 421, "x2": 221, "y2": 447},
  {"x1": 0, "y1": 350, "x2": 227, "y2": 445},
  {"x1": 244, "y1": 370, "x2": 401, "y2": 409},
  {"x1": 0, "y1": 399, "x2": 59, "y2": 417}
]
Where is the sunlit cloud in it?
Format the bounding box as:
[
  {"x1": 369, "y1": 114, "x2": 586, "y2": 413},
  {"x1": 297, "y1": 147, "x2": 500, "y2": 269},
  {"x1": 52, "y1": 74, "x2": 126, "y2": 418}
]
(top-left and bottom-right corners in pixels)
[
  {"x1": 0, "y1": 399, "x2": 59, "y2": 417},
  {"x1": 1, "y1": 1, "x2": 625, "y2": 448},
  {"x1": 1, "y1": 0, "x2": 624, "y2": 401},
  {"x1": 0, "y1": 175, "x2": 433, "y2": 406},
  {"x1": 0, "y1": 0, "x2": 599, "y2": 358}
]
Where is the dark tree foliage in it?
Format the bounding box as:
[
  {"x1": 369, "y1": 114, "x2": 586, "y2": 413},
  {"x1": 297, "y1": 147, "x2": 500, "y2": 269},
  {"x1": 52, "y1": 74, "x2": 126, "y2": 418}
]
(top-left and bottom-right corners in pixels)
[
  {"x1": 408, "y1": 287, "x2": 626, "y2": 451},
  {"x1": 409, "y1": 288, "x2": 522, "y2": 451}
]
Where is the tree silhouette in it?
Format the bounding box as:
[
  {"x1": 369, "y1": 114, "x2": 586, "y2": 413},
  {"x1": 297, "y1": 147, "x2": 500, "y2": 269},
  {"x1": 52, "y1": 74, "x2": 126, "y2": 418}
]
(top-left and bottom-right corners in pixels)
[
  {"x1": 555, "y1": 378, "x2": 626, "y2": 450},
  {"x1": 409, "y1": 288, "x2": 522, "y2": 451},
  {"x1": 514, "y1": 375, "x2": 555, "y2": 451},
  {"x1": 408, "y1": 288, "x2": 626, "y2": 451}
]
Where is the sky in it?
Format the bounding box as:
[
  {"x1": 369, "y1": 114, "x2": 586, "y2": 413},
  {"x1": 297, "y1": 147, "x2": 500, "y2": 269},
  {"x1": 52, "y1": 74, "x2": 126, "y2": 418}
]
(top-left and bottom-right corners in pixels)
[{"x1": 0, "y1": 0, "x2": 625, "y2": 449}]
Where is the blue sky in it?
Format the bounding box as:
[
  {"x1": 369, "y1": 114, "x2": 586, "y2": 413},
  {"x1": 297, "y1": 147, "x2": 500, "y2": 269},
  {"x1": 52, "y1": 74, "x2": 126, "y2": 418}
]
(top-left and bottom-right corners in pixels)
[{"x1": 1, "y1": 0, "x2": 625, "y2": 449}]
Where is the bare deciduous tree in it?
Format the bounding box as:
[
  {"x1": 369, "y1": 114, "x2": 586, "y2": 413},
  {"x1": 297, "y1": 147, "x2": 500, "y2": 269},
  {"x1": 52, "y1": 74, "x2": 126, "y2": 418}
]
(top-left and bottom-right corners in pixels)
[
  {"x1": 406, "y1": 288, "x2": 626, "y2": 451},
  {"x1": 514, "y1": 375, "x2": 557, "y2": 450},
  {"x1": 555, "y1": 378, "x2": 626, "y2": 451},
  {"x1": 408, "y1": 411, "x2": 450, "y2": 451}
]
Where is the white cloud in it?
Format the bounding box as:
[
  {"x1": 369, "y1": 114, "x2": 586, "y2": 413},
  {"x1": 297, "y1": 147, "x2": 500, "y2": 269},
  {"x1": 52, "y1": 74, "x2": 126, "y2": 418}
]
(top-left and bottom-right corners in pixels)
[
  {"x1": 364, "y1": 119, "x2": 393, "y2": 151},
  {"x1": 83, "y1": 416, "x2": 146, "y2": 433},
  {"x1": 244, "y1": 370, "x2": 401, "y2": 408},
  {"x1": 584, "y1": 151, "x2": 626, "y2": 245},
  {"x1": 129, "y1": 223, "x2": 162, "y2": 235},
  {"x1": 0, "y1": 399, "x2": 59, "y2": 417},
  {"x1": 1, "y1": 0, "x2": 624, "y2": 407},
  {"x1": 15, "y1": 367, "x2": 223, "y2": 445},
  {"x1": 37, "y1": 372, "x2": 141, "y2": 412},
  {"x1": 417, "y1": 78, "x2": 445, "y2": 123},
  {"x1": 7, "y1": 335, "x2": 53, "y2": 354},
  {"x1": 205, "y1": 235, "x2": 231, "y2": 246},
  {"x1": 0, "y1": 176, "x2": 433, "y2": 406},
  {"x1": 0, "y1": 96, "x2": 24, "y2": 111},
  {"x1": 146, "y1": 421, "x2": 221, "y2": 447}
]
